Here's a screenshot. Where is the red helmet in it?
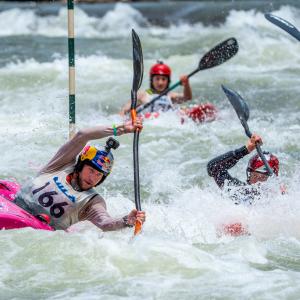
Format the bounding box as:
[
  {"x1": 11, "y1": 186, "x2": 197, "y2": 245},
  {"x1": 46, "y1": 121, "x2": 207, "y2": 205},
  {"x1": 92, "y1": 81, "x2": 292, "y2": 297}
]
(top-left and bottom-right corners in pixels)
[
  {"x1": 247, "y1": 152, "x2": 279, "y2": 176},
  {"x1": 150, "y1": 61, "x2": 171, "y2": 77}
]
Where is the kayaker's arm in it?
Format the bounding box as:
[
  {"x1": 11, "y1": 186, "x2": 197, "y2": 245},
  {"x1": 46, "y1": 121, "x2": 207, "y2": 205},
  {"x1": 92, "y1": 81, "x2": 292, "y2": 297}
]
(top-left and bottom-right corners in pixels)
[
  {"x1": 78, "y1": 196, "x2": 127, "y2": 231},
  {"x1": 170, "y1": 75, "x2": 192, "y2": 104},
  {"x1": 207, "y1": 146, "x2": 249, "y2": 188},
  {"x1": 120, "y1": 91, "x2": 146, "y2": 116},
  {"x1": 78, "y1": 196, "x2": 146, "y2": 231},
  {"x1": 40, "y1": 120, "x2": 143, "y2": 174}
]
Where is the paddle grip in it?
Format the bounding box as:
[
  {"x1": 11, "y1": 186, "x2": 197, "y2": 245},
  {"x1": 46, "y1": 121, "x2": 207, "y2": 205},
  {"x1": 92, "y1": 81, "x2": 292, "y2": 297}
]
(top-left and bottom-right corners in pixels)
[
  {"x1": 134, "y1": 219, "x2": 142, "y2": 236},
  {"x1": 131, "y1": 109, "x2": 137, "y2": 123}
]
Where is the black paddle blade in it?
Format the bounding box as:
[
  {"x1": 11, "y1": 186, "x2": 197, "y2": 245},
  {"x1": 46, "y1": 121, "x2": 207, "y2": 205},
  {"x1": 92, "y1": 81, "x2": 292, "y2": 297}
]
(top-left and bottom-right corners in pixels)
[
  {"x1": 265, "y1": 13, "x2": 300, "y2": 42},
  {"x1": 132, "y1": 29, "x2": 144, "y2": 93},
  {"x1": 199, "y1": 38, "x2": 239, "y2": 71},
  {"x1": 222, "y1": 85, "x2": 274, "y2": 176},
  {"x1": 222, "y1": 85, "x2": 252, "y2": 138},
  {"x1": 222, "y1": 85, "x2": 249, "y2": 121}
]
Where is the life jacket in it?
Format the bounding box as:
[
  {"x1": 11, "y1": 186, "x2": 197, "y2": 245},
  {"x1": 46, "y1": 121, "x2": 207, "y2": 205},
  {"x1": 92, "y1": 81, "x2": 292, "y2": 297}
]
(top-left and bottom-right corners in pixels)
[
  {"x1": 143, "y1": 88, "x2": 174, "y2": 113},
  {"x1": 19, "y1": 165, "x2": 98, "y2": 230}
]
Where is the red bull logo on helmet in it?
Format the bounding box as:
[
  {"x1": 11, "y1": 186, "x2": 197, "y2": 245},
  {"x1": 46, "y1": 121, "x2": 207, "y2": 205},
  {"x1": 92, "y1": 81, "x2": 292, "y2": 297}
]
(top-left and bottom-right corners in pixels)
[
  {"x1": 80, "y1": 145, "x2": 97, "y2": 161},
  {"x1": 96, "y1": 156, "x2": 110, "y2": 172},
  {"x1": 79, "y1": 145, "x2": 114, "y2": 175},
  {"x1": 93, "y1": 152, "x2": 113, "y2": 175},
  {"x1": 102, "y1": 156, "x2": 111, "y2": 163}
]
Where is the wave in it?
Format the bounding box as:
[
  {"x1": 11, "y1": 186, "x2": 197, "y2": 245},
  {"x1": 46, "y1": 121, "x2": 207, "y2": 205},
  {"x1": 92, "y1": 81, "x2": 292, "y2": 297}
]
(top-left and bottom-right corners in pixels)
[{"x1": 0, "y1": 4, "x2": 298, "y2": 39}]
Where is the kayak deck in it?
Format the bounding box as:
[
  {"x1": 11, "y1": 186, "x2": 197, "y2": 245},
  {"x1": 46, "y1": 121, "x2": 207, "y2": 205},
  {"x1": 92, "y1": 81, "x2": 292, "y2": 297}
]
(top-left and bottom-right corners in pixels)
[{"x1": 0, "y1": 180, "x2": 53, "y2": 231}]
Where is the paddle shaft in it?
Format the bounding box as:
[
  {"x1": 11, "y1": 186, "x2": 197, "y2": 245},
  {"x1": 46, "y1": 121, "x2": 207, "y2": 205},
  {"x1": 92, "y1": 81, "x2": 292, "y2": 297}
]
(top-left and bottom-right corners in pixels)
[
  {"x1": 242, "y1": 121, "x2": 274, "y2": 176},
  {"x1": 137, "y1": 37, "x2": 239, "y2": 114},
  {"x1": 130, "y1": 29, "x2": 144, "y2": 235},
  {"x1": 133, "y1": 131, "x2": 141, "y2": 211},
  {"x1": 130, "y1": 89, "x2": 142, "y2": 211},
  {"x1": 131, "y1": 91, "x2": 141, "y2": 211},
  {"x1": 222, "y1": 85, "x2": 275, "y2": 177}
]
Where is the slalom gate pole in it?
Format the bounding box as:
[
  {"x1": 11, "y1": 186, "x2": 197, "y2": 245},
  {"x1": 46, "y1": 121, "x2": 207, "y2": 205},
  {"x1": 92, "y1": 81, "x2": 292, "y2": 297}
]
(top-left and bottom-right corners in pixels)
[{"x1": 68, "y1": 0, "x2": 76, "y2": 139}]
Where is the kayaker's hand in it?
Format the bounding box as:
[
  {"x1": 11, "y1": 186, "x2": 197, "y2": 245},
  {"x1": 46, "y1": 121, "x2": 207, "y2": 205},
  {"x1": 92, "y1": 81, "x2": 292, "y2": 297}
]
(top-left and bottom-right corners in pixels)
[
  {"x1": 180, "y1": 75, "x2": 189, "y2": 86},
  {"x1": 123, "y1": 117, "x2": 143, "y2": 133},
  {"x1": 246, "y1": 133, "x2": 262, "y2": 153},
  {"x1": 126, "y1": 209, "x2": 146, "y2": 226}
]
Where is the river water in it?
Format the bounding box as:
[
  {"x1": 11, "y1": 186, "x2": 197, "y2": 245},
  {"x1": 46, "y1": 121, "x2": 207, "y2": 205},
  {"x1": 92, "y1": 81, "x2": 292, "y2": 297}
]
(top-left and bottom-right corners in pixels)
[{"x1": 0, "y1": 1, "x2": 300, "y2": 299}]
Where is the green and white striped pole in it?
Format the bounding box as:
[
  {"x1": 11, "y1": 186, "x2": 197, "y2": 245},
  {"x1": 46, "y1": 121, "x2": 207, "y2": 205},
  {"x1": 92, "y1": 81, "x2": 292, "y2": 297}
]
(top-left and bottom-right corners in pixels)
[{"x1": 68, "y1": 0, "x2": 76, "y2": 139}]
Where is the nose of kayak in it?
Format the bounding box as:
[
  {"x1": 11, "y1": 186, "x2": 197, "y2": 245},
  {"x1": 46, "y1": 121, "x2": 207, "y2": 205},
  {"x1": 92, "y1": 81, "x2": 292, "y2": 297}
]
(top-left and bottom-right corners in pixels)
[
  {"x1": 0, "y1": 180, "x2": 20, "y2": 201},
  {"x1": 0, "y1": 180, "x2": 53, "y2": 231}
]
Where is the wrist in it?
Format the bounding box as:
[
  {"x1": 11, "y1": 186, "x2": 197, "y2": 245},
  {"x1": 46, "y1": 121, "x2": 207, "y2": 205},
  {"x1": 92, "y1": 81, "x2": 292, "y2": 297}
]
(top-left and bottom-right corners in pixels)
[
  {"x1": 111, "y1": 124, "x2": 125, "y2": 136},
  {"x1": 118, "y1": 124, "x2": 126, "y2": 135},
  {"x1": 246, "y1": 145, "x2": 254, "y2": 153},
  {"x1": 122, "y1": 215, "x2": 133, "y2": 228},
  {"x1": 245, "y1": 145, "x2": 255, "y2": 154}
]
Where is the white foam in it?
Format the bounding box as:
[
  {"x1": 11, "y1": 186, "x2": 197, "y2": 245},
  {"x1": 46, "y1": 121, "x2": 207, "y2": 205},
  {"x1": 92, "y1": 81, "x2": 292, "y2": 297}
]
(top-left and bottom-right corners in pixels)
[{"x1": 0, "y1": 4, "x2": 299, "y2": 298}]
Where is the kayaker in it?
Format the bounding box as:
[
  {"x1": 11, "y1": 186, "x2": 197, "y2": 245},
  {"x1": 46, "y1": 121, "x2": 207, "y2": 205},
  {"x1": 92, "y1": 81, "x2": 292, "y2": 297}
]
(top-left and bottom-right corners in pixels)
[
  {"x1": 207, "y1": 133, "x2": 280, "y2": 203},
  {"x1": 120, "y1": 61, "x2": 192, "y2": 116},
  {"x1": 14, "y1": 119, "x2": 146, "y2": 231}
]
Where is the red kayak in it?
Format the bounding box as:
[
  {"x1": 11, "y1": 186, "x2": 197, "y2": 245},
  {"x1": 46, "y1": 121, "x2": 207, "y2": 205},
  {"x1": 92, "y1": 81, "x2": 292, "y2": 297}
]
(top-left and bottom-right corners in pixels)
[
  {"x1": 218, "y1": 222, "x2": 249, "y2": 237},
  {"x1": 181, "y1": 103, "x2": 217, "y2": 123},
  {"x1": 0, "y1": 180, "x2": 53, "y2": 231}
]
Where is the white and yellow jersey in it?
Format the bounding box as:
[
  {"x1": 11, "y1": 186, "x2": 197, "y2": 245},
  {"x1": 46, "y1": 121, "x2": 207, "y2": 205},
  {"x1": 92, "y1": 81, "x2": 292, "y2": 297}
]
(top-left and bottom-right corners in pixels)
[
  {"x1": 143, "y1": 89, "x2": 174, "y2": 113},
  {"x1": 25, "y1": 166, "x2": 97, "y2": 230}
]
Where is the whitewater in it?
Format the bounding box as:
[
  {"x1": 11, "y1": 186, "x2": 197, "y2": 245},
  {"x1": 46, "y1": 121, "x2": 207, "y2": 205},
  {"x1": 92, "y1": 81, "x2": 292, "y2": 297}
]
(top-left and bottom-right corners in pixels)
[{"x1": 0, "y1": 2, "x2": 300, "y2": 299}]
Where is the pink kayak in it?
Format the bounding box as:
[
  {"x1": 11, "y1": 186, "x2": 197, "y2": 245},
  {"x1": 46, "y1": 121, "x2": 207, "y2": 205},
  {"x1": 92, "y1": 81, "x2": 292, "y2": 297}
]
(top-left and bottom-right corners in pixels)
[{"x1": 0, "y1": 180, "x2": 53, "y2": 231}]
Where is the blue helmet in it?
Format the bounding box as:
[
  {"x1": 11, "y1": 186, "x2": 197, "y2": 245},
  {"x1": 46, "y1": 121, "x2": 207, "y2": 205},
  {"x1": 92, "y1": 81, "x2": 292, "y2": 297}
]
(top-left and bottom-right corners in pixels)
[{"x1": 75, "y1": 138, "x2": 119, "y2": 185}]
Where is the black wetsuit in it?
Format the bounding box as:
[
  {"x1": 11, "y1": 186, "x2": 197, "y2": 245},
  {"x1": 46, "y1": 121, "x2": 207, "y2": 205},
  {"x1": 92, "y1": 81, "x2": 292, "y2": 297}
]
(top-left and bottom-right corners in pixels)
[{"x1": 207, "y1": 146, "x2": 260, "y2": 204}]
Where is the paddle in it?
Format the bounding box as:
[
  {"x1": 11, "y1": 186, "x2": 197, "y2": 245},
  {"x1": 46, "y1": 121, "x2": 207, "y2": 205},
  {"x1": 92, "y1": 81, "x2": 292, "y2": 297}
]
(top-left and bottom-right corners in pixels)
[
  {"x1": 221, "y1": 85, "x2": 274, "y2": 176},
  {"x1": 137, "y1": 37, "x2": 239, "y2": 114},
  {"x1": 265, "y1": 13, "x2": 300, "y2": 42},
  {"x1": 131, "y1": 29, "x2": 144, "y2": 236}
]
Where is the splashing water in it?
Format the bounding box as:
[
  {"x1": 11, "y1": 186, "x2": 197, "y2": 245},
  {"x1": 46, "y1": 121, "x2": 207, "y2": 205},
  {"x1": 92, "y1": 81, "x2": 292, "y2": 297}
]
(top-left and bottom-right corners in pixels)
[{"x1": 0, "y1": 3, "x2": 300, "y2": 299}]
